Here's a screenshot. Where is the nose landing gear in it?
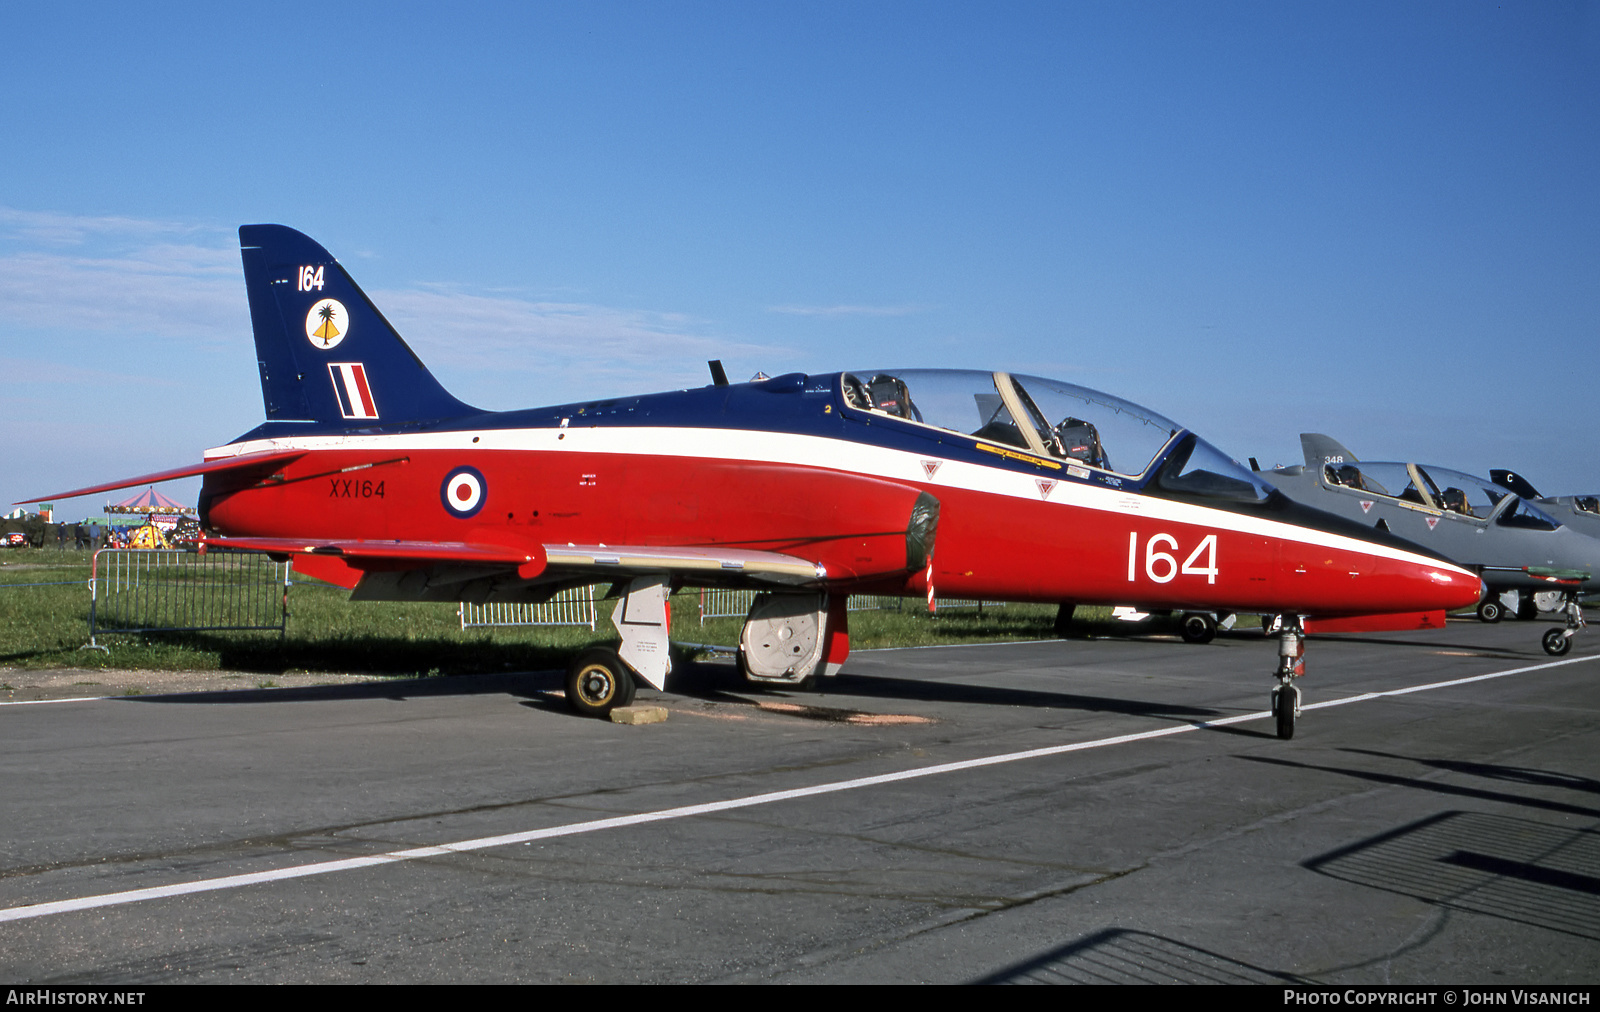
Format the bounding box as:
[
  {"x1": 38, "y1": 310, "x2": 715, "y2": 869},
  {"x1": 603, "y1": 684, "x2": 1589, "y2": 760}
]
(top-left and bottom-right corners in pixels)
[
  {"x1": 1542, "y1": 590, "x2": 1586, "y2": 657},
  {"x1": 1267, "y1": 615, "x2": 1306, "y2": 740}
]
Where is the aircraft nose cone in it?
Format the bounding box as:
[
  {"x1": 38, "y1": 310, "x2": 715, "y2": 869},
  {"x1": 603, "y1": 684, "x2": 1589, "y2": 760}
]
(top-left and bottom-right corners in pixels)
[{"x1": 1410, "y1": 559, "x2": 1481, "y2": 612}]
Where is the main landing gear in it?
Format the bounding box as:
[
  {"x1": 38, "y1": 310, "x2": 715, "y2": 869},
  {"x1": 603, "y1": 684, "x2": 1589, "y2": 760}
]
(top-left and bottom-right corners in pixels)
[
  {"x1": 737, "y1": 592, "x2": 850, "y2": 690},
  {"x1": 566, "y1": 647, "x2": 637, "y2": 717},
  {"x1": 1181, "y1": 612, "x2": 1217, "y2": 645},
  {"x1": 1266, "y1": 615, "x2": 1306, "y2": 740},
  {"x1": 564, "y1": 575, "x2": 672, "y2": 719},
  {"x1": 1517, "y1": 590, "x2": 1540, "y2": 622},
  {"x1": 562, "y1": 582, "x2": 851, "y2": 718},
  {"x1": 1541, "y1": 590, "x2": 1586, "y2": 657},
  {"x1": 1178, "y1": 611, "x2": 1235, "y2": 644}
]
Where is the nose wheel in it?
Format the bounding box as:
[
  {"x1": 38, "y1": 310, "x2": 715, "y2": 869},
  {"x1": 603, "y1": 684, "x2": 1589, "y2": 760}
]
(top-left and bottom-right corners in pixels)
[
  {"x1": 1271, "y1": 682, "x2": 1301, "y2": 740},
  {"x1": 1267, "y1": 615, "x2": 1306, "y2": 740},
  {"x1": 1543, "y1": 629, "x2": 1572, "y2": 657},
  {"x1": 1541, "y1": 590, "x2": 1586, "y2": 657}
]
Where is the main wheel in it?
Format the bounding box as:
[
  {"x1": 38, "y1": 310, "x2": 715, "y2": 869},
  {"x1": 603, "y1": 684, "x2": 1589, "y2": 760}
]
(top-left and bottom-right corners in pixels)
[
  {"x1": 565, "y1": 647, "x2": 636, "y2": 717},
  {"x1": 1180, "y1": 612, "x2": 1216, "y2": 645},
  {"x1": 1542, "y1": 628, "x2": 1572, "y2": 657},
  {"x1": 1272, "y1": 685, "x2": 1296, "y2": 740},
  {"x1": 1516, "y1": 593, "x2": 1539, "y2": 621},
  {"x1": 1054, "y1": 603, "x2": 1074, "y2": 639},
  {"x1": 1477, "y1": 598, "x2": 1504, "y2": 623}
]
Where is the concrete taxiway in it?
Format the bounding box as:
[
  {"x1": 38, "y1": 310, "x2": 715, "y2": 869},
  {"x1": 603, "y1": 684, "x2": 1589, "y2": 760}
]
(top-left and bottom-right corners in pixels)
[{"x1": 1, "y1": 620, "x2": 1597, "y2": 984}]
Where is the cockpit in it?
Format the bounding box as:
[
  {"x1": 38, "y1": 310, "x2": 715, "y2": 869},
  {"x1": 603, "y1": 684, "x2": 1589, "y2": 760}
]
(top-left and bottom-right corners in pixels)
[
  {"x1": 1322, "y1": 460, "x2": 1560, "y2": 529},
  {"x1": 840, "y1": 369, "x2": 1275, "y2": 503}
]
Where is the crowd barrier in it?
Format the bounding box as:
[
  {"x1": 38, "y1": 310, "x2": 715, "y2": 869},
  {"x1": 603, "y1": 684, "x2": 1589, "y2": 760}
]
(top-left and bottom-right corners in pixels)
[
  {"x1": 87, "y1": 548, "x2": 289, "y2": 649},
  {"x1": 459, "y1": 586, "x2": 600, "y2": 630}
]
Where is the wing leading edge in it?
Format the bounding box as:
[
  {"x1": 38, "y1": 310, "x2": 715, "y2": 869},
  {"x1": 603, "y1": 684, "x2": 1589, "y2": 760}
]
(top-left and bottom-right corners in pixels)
[{"x1": 18, "y1": 451, "x2": 308, "y2": 505}]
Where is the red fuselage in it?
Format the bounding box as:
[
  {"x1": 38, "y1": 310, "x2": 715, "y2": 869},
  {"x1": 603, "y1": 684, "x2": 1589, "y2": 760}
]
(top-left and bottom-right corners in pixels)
[{"x1": 201, "y1": 394, "x2": 1481, "y2": 619}]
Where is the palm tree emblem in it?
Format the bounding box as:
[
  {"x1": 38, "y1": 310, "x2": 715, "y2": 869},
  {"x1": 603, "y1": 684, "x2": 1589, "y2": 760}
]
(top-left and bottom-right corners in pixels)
[{"x1": 312, "y1": 303, "x2": 341, "y2": 346}]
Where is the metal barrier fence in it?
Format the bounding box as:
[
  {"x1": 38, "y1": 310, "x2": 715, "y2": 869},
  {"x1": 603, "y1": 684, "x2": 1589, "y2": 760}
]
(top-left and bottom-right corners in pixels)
[
  {"x1": 697, "y1": 587, "x2": 758, "y2": 625},
  {"x1": 459, "y1": 586, "x2": 600, "y2": 630},
  {"x1": 87, "y1": 548, "x2": 289, "y2": 648},
  {"x1": 931, "y1": 598, "x2": 1001, "y2": 613},
  {"x1": 851, "y1": 595, "x2": 907, "y2": 612}
]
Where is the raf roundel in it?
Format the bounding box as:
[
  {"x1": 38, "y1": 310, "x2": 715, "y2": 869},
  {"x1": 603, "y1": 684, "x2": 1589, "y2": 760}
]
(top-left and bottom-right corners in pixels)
[
  {"x1": 305, "y1": 299, "x2": 349, "y2": 350},
  {"x1": 440, "y1": 467, "x2": 486, "y2": 518}
]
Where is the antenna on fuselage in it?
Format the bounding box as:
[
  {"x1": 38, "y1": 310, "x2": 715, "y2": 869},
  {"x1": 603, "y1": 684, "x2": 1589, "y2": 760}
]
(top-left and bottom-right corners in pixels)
[{"x1": 708, "y1": 360, "x2": 729, "y2": 386}]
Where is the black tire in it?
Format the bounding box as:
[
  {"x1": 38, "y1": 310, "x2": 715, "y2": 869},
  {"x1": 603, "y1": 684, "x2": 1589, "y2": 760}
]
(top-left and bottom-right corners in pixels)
[
  {"x1": 1478, "y1": 599, "x2": 1504, "y2": 623},
  {"x1": 1542, "y1": 629, "x2": 1572, "y2": 657},
  {"x1": 565, "y1": 647, "x2": 635, "y2": 717},
  {"x1": 1180, "y1": 612, "x2": 1216, "y2": 645},
  {"x1": 1517, "y1": 593, "x2": 1539, "y2": 622},
  {"x1": 1053, "y1": 603, "x2": 1074, "y2": 639},
  {"x1": 1273, "y1": 686, "x2": 1296, "y2": 740}
]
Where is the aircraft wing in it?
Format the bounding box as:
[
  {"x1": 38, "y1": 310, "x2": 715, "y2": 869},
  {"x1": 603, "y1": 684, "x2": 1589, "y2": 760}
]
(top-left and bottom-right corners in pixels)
[
  {"x1": 18, "y1": 451, "x2": 307, "y2": 504},
  {"x1": 202, "y1": 535, "x2": 825, "y2": 592},
  {"x1": 202, "y1": 536, "x2": 545, "y2": 568},
  {"x1": 543, "y1": 544, "x2": 824, "y2": 584}
]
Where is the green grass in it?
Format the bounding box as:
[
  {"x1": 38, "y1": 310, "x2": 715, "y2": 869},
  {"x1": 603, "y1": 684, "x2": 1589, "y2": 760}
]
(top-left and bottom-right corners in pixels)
[
  {"x1": 0, "y1": 549, "x2": 1079, "y2": 677},
  {"x1": 22, "y1": 547, "x2": 1540, "y2": 678}
]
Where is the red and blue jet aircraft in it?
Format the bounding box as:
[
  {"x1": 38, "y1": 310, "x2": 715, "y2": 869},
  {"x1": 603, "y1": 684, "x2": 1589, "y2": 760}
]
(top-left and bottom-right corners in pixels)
[{"x1": 32, "y1": 225, "x2": 1482, "y2": 738}]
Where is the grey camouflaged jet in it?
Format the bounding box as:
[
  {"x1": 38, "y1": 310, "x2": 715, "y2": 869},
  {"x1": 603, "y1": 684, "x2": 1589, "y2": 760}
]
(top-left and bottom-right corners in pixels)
[{"x1": 1262, "y1": 435, "x2": 1597, "y2": 656}]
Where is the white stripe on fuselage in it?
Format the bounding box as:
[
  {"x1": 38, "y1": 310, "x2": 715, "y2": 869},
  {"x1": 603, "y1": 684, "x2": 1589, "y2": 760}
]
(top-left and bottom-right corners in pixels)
[{"x1": 207, "y1": 426, "x2": 1475, "y2": 578}]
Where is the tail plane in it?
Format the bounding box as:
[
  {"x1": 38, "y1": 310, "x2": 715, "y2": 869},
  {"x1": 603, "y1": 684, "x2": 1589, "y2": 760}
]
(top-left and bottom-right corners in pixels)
[{"x1": 240, "y1": 225, "x2": 476, "y2": 428}]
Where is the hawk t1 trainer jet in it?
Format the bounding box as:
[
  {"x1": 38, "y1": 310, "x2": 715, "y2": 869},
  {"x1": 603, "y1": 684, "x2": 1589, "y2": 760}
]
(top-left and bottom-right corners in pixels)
[
  {"x1": 27, "y1": 226, "x2": 1482, "y2": 739},
  {"x1": 1264, "y1": 435, "x2": 1596, "y2": 656}
]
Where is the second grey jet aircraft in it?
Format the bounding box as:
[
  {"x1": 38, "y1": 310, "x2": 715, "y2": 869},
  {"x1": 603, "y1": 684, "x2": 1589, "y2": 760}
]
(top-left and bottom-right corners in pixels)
[{"x1": 1262, "y1": 435, "x2": 1596, "y2": 655}]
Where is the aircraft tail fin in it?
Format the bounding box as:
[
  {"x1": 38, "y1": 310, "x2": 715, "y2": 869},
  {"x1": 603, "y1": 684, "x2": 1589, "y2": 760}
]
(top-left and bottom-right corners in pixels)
[
  {"x1": 1490, "y1": 469, "x2": 1543, "y2": 500},
  {"x1": 239, "y1": 225, "x2": 477, "y2": 427},
  {"x1": 1300, "y1": 433, "x2": 1359, "y2": 471}
]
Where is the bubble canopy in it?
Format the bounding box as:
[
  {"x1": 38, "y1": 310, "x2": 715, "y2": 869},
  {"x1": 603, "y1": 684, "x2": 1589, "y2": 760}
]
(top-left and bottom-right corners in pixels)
[
  {"x1": 842, "y1": 369, "x2": 1274, "y2": 502},
  {"x1": 1323, "y1": 460, "x2": 1561, "y2": 529}
]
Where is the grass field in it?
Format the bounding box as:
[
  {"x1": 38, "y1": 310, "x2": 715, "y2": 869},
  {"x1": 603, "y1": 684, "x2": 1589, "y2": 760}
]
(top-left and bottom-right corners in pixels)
[{"x1": 0, "y1": 549, "x2": 1132, "y2": 677}]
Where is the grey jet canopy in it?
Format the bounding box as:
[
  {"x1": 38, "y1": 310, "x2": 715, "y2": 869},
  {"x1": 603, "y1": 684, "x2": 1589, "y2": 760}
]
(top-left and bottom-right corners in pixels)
[{"x1": 1490, "y1": 468, "x2": 1600, "y2": 543}]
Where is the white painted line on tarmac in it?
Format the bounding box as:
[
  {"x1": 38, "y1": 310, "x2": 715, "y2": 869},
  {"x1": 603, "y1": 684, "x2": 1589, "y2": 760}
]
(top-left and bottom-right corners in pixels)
[
  {"x1": 2, "y1": 652, "x2": 1596, "y2": 923},
  {"x1": 1301, "y1": 653, "x2": 1600, "y2": 710},
  {"x1": 0, "y1": 695, "x2": 112, "y2": 706}
]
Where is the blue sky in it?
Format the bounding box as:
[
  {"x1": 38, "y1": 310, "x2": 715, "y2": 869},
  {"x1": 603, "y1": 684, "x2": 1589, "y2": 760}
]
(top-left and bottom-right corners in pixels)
[{"x1": 3, "y1": 1, "x2": 1597, "y2": 516}]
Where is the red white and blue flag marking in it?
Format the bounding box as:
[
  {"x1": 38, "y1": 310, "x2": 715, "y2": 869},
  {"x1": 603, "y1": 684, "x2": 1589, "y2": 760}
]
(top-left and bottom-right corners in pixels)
[{"x1": 329, "y1": 363, "x2": 379, "y2": 420}]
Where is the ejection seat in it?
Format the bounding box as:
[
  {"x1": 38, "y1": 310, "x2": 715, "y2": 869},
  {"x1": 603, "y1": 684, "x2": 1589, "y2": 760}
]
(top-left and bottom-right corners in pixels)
[
  {"x1": 866, "y1": 374, "x2": 919, "y2": 421},
  {"x1": 1439, "y1": 487, "x2": 1471, "y2": 515},
  {"x1": 1054, "y1": 417, "x2": 1107, "y2": 469}
]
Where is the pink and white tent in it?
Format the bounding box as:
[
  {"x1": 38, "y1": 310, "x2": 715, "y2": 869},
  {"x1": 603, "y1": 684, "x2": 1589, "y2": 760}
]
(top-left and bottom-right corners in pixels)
[{"x1": 108, "y1": 487, "x2": 190, "y2": 515}]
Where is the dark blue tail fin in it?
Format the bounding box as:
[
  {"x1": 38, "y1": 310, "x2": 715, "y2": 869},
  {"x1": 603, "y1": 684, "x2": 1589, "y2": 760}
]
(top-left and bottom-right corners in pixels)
[{"x1": 240, "y1": 224, "x2": 476, "y2": 427}]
